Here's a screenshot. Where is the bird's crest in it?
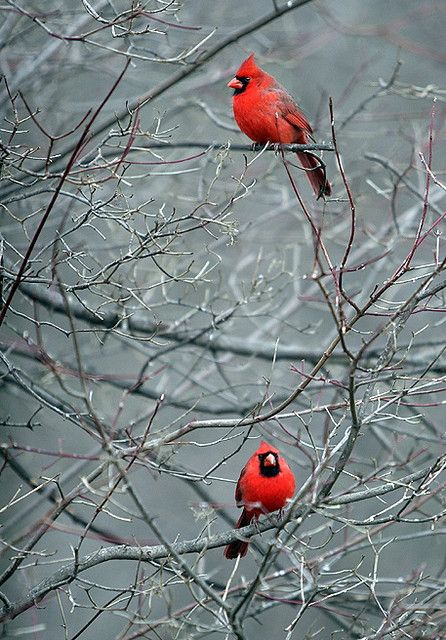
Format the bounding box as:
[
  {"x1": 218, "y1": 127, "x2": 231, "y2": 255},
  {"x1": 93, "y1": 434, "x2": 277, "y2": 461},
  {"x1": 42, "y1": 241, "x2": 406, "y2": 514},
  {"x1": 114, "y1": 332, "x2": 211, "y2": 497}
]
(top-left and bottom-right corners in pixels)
[
  {"x1": 257, "y1": 440, "x2": 277, "y2": 454},
  {"x1": 235, "y1": 53, "x2": 262, "y2": 78}
]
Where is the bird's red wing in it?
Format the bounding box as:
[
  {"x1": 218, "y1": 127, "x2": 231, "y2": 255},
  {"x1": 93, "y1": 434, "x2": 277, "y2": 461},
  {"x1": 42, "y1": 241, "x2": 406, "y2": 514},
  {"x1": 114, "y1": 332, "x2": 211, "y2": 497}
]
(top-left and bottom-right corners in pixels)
[
  {"x1": 280, "y1": 93, "x2": 313, "y2": 136},
  {"x1": 284, "y1": 111, "x2": 311, "y2": 133}
]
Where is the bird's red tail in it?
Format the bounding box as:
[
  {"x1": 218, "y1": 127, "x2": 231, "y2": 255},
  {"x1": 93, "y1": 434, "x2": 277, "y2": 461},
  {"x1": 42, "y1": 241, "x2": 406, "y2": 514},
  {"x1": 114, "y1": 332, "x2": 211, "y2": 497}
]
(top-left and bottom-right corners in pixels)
[
  {"x1": 297, "y1": 152, "x2": 331, "y2": 199},
  {"x1": 224, "y1": 509, "x2": 252, "y2": 559}
]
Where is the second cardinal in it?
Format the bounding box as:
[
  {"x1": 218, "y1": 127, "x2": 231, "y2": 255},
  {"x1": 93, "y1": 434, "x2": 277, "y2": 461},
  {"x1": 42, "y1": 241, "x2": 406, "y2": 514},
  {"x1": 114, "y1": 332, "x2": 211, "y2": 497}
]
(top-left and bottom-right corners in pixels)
[{"x1": 224, "y1": 441, "x2": 296, "y2": 559}]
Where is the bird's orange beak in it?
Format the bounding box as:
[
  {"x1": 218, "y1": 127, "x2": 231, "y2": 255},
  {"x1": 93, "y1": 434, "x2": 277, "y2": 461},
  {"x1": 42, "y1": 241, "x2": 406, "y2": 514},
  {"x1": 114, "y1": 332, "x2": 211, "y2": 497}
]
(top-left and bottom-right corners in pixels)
[
  {"x1": 228, "y1": 77, "x2": 243, "y2": 90},
  {"x1": 263, "y1": 453, "x2": 276, "y2": 467}
]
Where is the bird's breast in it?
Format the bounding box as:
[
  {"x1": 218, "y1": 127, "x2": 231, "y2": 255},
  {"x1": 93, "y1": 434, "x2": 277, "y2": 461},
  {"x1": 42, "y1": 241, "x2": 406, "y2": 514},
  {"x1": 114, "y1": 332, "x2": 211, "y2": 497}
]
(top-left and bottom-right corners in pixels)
[
  {"x1": 233, "y1": 91, "x2": 299, "y2": 144},
  {"x1": 240, "y1": 470, "x2": 295, "y2": 515}
]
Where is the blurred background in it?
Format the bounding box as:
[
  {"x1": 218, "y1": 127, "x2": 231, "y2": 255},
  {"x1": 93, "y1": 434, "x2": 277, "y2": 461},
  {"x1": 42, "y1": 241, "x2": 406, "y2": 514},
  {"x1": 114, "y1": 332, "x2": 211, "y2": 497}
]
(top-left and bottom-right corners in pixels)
[{"x1": 1, "y1": 1, "x2": 445, "y2": 638}]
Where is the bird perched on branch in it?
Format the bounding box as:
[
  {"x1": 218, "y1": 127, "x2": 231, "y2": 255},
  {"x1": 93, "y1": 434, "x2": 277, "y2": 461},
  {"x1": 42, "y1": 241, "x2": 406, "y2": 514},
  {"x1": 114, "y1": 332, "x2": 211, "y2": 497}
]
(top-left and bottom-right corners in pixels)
[
  {"x1": 224, "y1": 441, "x2": 296, "y2": 559},
  {"x1": 228, "y1": 54, "x2": 331, "y2": 199}
]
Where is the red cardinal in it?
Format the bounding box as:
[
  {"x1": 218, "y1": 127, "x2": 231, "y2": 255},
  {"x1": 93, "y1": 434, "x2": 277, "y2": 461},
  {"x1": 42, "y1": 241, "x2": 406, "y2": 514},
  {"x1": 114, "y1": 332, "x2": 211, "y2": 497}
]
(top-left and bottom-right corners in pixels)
[
  {"x1": 224, "y1": 441, "x2": 296, "y2": 559},
  {"x1": 228, "y1": 54, "x2": 331, "y2": 199}
]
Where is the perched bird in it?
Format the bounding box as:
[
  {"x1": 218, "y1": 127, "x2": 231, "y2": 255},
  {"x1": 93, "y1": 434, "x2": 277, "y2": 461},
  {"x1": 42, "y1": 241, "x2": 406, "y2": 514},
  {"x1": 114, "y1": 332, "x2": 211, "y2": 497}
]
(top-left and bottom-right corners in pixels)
[
  {"x1": 228, "y1": 54, "x2": 331, "y2": 199},
  {"x1": 224, "y1": 441, "x2": 296, "y2": 559}
]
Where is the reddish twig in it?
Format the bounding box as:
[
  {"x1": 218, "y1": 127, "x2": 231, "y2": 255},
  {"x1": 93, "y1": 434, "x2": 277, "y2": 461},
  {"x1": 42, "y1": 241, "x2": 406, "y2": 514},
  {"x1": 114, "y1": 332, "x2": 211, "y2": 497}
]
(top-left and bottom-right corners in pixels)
[{"x1": 0, "y1": 59, "x2": 131, "y2": 328}]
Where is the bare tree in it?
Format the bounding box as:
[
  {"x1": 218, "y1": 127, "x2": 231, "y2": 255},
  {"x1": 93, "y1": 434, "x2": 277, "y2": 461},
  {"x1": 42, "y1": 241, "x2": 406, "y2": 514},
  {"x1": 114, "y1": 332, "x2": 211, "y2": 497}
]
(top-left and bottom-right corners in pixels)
[{"x1": 1, "y1": 1, "x2": 445, "y2": 639}]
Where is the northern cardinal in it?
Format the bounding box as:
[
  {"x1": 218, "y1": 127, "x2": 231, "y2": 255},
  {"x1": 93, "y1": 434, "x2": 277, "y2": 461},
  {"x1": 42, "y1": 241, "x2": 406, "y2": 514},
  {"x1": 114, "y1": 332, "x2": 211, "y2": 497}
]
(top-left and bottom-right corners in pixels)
[
  {"x1": 228, "y1": 54, "x2": 331, "y2": 199},
  {"x1": 224, "y1": 441, "x2": 296, "y2": 559}
]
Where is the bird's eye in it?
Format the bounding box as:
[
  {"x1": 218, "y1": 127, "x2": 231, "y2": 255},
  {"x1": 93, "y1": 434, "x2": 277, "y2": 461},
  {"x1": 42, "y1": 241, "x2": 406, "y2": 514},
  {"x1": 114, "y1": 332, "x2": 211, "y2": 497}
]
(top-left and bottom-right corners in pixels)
[{"x1": 237, "y1": 76, "x2": 250, "y2": 84}]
